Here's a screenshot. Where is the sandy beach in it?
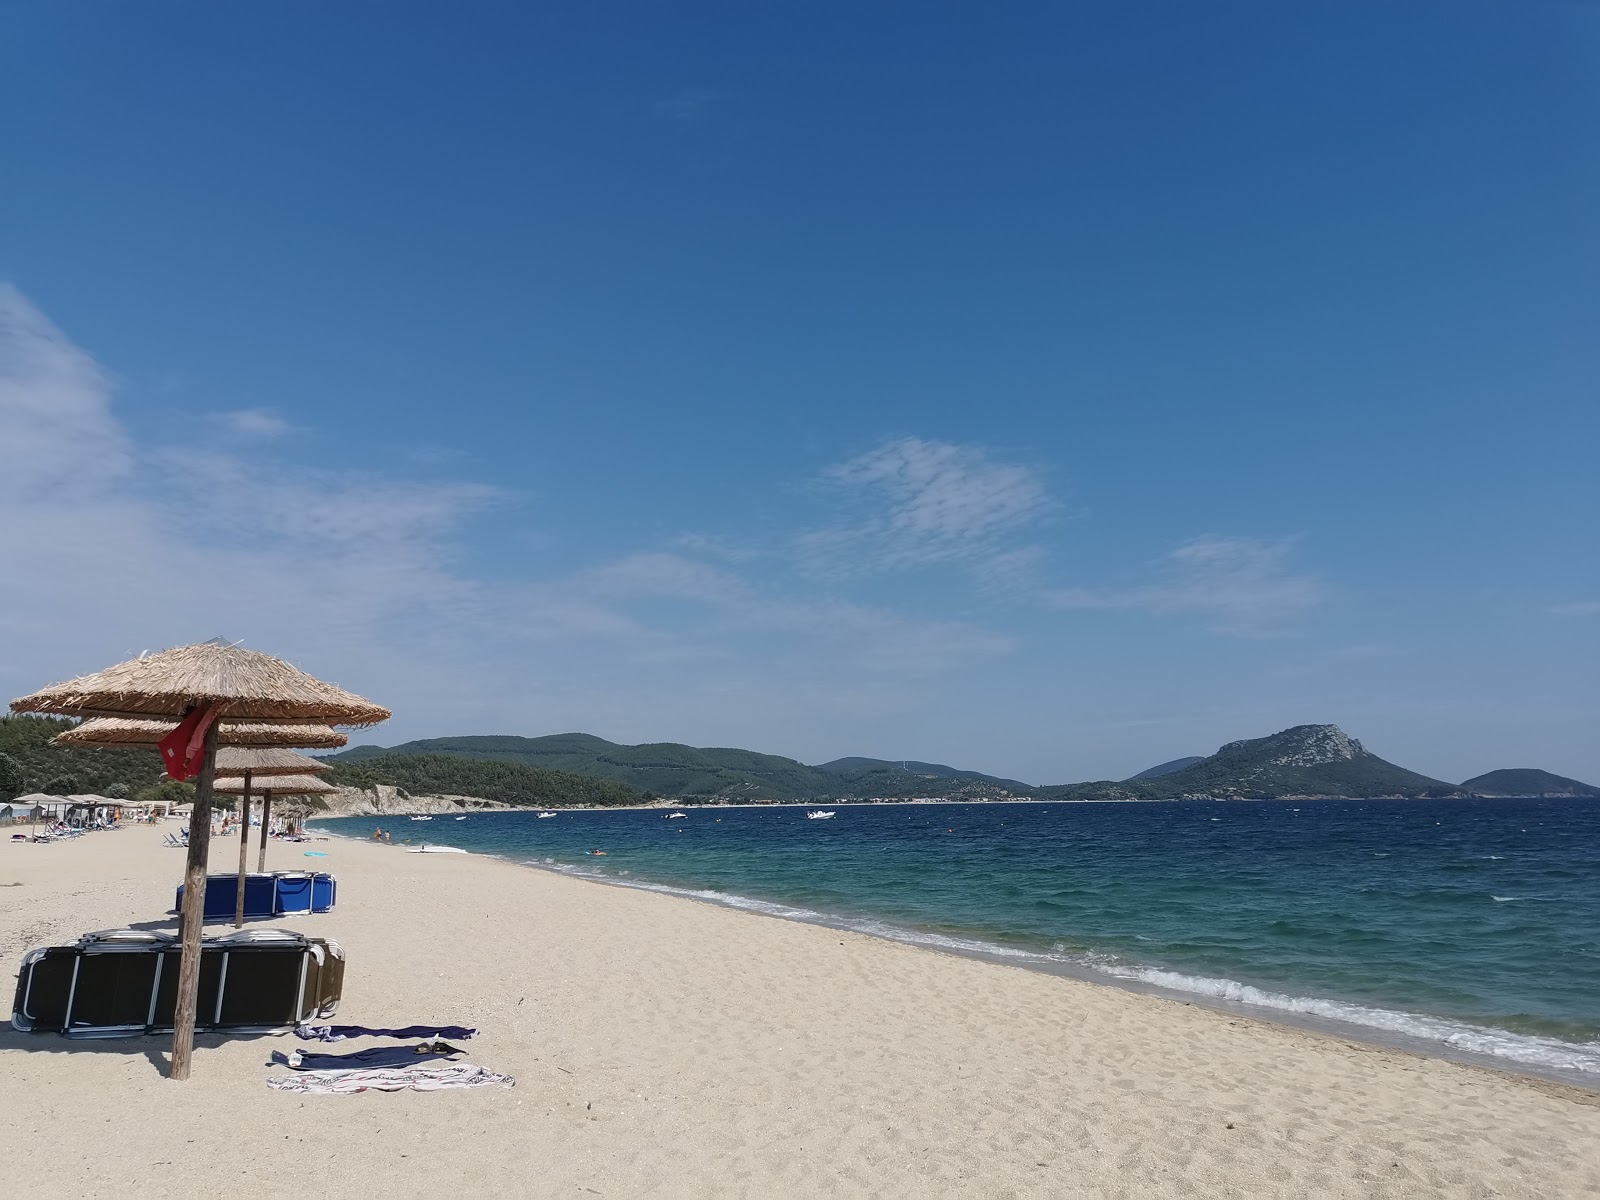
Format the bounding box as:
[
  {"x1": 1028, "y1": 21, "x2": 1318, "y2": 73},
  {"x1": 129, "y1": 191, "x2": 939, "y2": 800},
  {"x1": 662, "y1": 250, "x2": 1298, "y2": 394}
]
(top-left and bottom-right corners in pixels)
[{"x1": 2, "y1": 826, "x2": 1597, "y2": 1199}]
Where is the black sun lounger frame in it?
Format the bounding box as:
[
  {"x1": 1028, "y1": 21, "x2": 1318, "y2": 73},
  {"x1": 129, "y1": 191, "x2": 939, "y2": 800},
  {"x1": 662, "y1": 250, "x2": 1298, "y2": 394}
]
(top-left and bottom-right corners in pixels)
[{"x1": 11, "y1": 929, "x2": 344, "y2": 1038}]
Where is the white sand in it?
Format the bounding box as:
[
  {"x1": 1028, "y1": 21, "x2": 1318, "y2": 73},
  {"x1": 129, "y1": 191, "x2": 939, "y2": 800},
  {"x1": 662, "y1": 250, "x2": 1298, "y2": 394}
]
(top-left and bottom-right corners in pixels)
[{"x1": 2, "y1": 826, "x2": 1597, "y2": 1199}]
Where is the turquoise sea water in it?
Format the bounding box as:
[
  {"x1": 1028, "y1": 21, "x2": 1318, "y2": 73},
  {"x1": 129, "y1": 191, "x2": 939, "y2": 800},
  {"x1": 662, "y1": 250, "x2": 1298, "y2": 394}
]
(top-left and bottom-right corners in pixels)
[{"x1": 320, "y1": 798, "x2": 1600, "y2": 1082}]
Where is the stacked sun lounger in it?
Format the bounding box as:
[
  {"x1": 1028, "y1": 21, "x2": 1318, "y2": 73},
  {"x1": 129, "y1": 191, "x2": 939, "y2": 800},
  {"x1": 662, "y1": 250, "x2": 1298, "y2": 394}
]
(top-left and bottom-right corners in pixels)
[
  {"x1": 12, "y1": 928, "x2": 344, "y2": 1037},
  {"x1": 174, "y1": 871, "x2": 337, "y2": 920}
]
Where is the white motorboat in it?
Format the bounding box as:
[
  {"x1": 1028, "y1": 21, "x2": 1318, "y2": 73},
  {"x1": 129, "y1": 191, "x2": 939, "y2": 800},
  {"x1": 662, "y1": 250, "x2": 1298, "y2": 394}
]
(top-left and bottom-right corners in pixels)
[
  {"x1": 667, "y1": 812, "x2": 687, "y2": 819},
  {"x1": 454, "y1": 816, "x2": 467, "y2": 820},
  {"x1": 806, "y1": 810, "x2": 836, "y2": 820},
  {"x1": 409, "y1": 815, "x2": 433, "y2": 822},
  {"x1": 537, "y1": 811, "x2": 558, "y2": 818}
]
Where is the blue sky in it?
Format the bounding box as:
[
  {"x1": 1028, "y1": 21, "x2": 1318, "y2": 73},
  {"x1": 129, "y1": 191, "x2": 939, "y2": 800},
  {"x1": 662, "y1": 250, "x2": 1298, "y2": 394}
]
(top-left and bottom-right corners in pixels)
[{"x1": 2, "y1": 1, "x2": 1596, "y2": 784}]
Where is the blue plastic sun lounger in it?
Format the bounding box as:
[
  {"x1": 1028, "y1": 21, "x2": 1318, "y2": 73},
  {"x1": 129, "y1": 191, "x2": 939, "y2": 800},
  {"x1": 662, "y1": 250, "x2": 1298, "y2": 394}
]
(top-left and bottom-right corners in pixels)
[
  {"x1": 273, "y1": 872, "x2": 313, "y2": 915},
  {"x1": 175, "y1": 872, "x2": 337, "y2": 919}
]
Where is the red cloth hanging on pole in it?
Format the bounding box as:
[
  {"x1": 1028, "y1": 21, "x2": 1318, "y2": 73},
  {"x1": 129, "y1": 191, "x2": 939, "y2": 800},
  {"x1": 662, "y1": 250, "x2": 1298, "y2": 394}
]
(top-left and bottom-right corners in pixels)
[{"x1": 159, "y1": 706, "x2": 219, "y2": 780}]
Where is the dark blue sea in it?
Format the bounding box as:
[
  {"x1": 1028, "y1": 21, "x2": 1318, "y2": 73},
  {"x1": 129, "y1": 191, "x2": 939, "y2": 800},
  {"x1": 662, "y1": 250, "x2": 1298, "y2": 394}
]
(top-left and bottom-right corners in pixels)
[{"x1": 320, "y1": 798, "x2": 1600, "y2": 1082}]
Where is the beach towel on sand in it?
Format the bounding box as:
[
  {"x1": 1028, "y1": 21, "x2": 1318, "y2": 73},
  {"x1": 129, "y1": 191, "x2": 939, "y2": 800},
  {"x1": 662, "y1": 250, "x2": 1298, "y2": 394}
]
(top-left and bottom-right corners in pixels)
[
  {"x1": 295, "y1": 1023, "x2": 477, "y2": 1042},
  {"x1": 266, "y1": 1065, "x2": 514, "y2": 1094},
  {"x1": 271, "y1": 1041, "x2": 465, "y2": 1071}
]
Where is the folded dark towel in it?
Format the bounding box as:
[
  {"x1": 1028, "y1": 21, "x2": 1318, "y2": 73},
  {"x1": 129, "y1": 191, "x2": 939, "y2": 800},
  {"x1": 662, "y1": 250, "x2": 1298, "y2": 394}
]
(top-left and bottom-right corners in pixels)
[
  {"x1": 271, "y1": 1040, "x2": 467, "y2": 1070},
  {"x1": 294, "y1": 1023, "x2": 477, "y2": 1042}
]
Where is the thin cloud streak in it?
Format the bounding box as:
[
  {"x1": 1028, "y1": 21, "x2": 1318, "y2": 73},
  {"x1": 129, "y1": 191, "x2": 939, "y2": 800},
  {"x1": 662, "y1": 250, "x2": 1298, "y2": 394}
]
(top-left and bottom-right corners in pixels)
[
  {"x1": 1549, "y1": 601, "x2": 1600, "y2": 617},
  {"x1": 797, "y1": 436, "x2": 1055, "y2": 586},
  {"x1": 1049, "y1": 535, "x2": 1325, "y2": 635},
  {"x1": 208, "y1": 407, "x2": 295, "y2": 439}
]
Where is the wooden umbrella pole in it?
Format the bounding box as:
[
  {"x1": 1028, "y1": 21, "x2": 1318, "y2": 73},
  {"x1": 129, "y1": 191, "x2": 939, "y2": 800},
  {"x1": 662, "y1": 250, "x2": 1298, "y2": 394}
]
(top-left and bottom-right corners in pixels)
[
  {"x1": 170, "y1": 719, "x2": 219, "y2": 1081},
  {"x1": 234, "y1": 768, "x2": 254, "y2": 929},
  {"x1": 257, "y1": 791, "x2": 272, "y2": 872}
]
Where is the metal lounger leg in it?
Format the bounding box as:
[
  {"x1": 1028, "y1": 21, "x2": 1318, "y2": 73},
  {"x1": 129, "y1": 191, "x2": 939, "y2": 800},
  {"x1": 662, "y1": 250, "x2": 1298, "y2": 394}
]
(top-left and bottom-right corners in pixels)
[
  {"x1": 61, "y1": 956, "x2": 82, "y2": 1034},
  {"x1": 213, "y1": 952, "x2": 229, "y2": 1025},
  {"x1": 294, "y1": 951, "x2": 310, "y2": 1023},
  {"x1": 147, "y1": 953, "x2": 166, "y2": 1030}
]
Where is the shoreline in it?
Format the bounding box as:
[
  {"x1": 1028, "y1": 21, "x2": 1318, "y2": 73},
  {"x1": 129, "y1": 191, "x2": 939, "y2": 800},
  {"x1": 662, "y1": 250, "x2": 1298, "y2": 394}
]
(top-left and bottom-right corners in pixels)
[
  {"x1": 320, "y1": 821, "x2": 1600, "y2": 1094},
  {"x1": 318, "y1": 794, "x2": 1532, "y2": 819},
  {"x1": 6, "y1": 825, "x2": 1599, "y2": 1197}
]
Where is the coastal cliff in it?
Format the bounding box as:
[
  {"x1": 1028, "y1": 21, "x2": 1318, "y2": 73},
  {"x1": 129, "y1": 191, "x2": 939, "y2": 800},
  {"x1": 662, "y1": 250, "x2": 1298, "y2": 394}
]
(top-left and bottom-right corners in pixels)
[{"x1": 309, "y1": 784, "x2": 516, "y2": 818}]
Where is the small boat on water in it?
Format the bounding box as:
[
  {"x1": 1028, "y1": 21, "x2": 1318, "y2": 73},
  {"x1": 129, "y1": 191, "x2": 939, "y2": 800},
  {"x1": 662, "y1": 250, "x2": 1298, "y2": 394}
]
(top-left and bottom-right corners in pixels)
[
  {"x1": 806, "y1": 810, "x2": 836, "y2": 820},
  {"x1": 667, "y1": 812, "x2": 687, "y2": 819},
  {"x1": 454, "y1": 816, "x2": 467, "y2": 820},
  {"x1": 537, "y1": 811, "x2": 558, "y2": 819},
  {"x1": 409, "y1": 815, "x2": 433, "y2": 822}
]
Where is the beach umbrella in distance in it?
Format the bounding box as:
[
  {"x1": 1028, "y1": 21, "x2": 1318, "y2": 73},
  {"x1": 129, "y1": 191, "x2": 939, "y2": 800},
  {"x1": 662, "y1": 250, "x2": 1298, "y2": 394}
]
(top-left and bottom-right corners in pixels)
[
  {"x1": 215, "y1": 773, "x2": 340, "y2": 876},
  {"x1": 51, "y1": 726, "x2": 347, "y2": 927},
  {"x1": 213, "y1": 773, "x2": 335, "y2": 796},
  {"x1": 11, "y1": 641, "x2": 387, "y2": 1081},
  {"x1": 210, "y1": 759, "x2": 336, "y2": 920},
  {"x1": 197, "y1": 751, "x2": 334, "y2": 929}
]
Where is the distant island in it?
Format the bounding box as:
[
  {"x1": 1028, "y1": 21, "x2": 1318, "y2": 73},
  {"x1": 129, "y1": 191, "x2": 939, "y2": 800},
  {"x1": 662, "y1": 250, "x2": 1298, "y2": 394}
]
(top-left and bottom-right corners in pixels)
[
  {"x1": 1457, "y1": 768, "x2": 1600, "y2": 798},
  {"x1": 3, "y1": 716, "x2": 1595, "y2": 812}
]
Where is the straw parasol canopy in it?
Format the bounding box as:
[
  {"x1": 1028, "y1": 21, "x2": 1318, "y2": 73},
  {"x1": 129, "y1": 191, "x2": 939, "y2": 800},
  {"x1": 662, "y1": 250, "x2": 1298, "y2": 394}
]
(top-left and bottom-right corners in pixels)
[
  {"x1": 10, "y1": 642, "x2": 391, "y2": 726},
  {"x1": 216, "y1": 747, "x2": 333, "y2": 776},
  {"x1": 212, "y1": 773, "x2": 336, "y2": 795},
  {"x1": 50, "y1": 718, "x2": 349, "y2": 750}
]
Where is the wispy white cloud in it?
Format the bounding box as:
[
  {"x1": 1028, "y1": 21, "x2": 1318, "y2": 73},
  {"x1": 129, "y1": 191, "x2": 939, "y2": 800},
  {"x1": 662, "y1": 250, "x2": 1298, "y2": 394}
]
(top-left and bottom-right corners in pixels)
[
  {"x1": 1049, "y1": 535, "x2": 1325, "y2": 635},
  {"x1": 579, "y1": 552, "x2": 747, "y2": 606},
  {"x1": 797, "y1": 437, "x2": 1055, "y2": 586},
  {"x1": 208, "y1": 407, "x2": 294, "y2": 439},
  {"x1": 574, "y1": 551, "x2": 1013, "y2": 676},
  {"x1": 670, "y1": 531, "x2": 762, "y2": 563},
  {"x1": 1549, "y1": 601, "x2": 1600, "y2": 617},
  {"x1": 0, "y1": 283, "x2": 129, "y2": 495}
]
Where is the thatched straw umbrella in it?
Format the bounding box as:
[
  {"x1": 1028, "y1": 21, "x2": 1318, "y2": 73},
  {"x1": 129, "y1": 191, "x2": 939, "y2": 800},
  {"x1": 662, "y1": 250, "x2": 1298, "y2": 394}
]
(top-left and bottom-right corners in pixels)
[
  {"x1": 12, "y1": 642, "x2": 386, "y2": 1081},
  {"x1": 218, "y1": 751, "x2": 333, "y2": 928},
  {"x1": 214, "y1": 772, "x2": 336, "y2": 820},
  {"x1": 211, "y1": 757, "x2": 333, "y2": 922}
]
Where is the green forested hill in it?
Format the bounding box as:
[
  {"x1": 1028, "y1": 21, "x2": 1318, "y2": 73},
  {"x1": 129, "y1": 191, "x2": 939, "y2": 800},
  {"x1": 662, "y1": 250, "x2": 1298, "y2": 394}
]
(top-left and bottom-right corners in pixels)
[
  {"x1": 328, "y1": 734, "x2": 1031, "y2": 802},
  {"x1": 324, "y1": 752, "x2": 642, "y2": 808},
  {"x1": 0, "y1": 715, "x2": 167, "y2": 800},
  {"x1": 1124, "y1": 756, "x2": 1205, "y2": 781},
  {"x1": 1149, "y1": 725, "x2": 1454, "y2": 797},
  {"x1": 816, "y1": 756, "x2": 1031, "y2": 789},
  {"x1": 1041, "y1": 725, "x2": 1455, "y2": 800},
  {"x1": 333, "y1": 733, "x2": 829, "y2": 799}
]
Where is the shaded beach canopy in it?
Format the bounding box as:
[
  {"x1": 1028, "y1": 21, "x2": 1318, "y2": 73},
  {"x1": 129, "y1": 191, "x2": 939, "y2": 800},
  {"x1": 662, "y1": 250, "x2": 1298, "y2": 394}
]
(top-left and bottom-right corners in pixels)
[
  {"x1": 216, "y1": 747, "x2": 333, "y2": 776},
  {"x1": 212, "y1": 773, "x2": 336, "y2": 795},
  {"x1": 10, "y1": 642, "x2": 390, "y2": 726},
  {"x1": 51, "y1": 717, "x2": 349, "y2": 750}
]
